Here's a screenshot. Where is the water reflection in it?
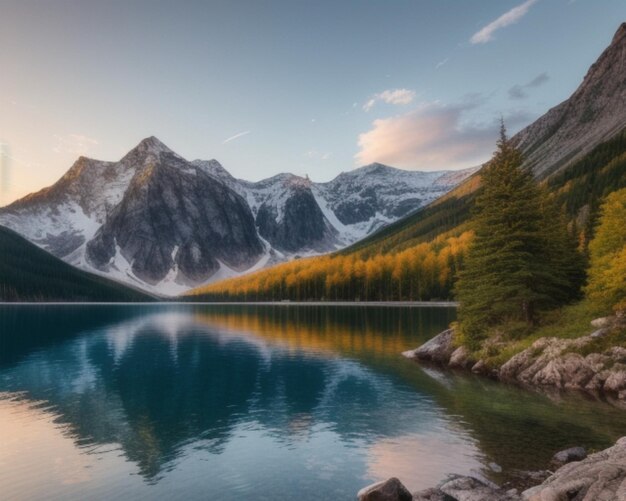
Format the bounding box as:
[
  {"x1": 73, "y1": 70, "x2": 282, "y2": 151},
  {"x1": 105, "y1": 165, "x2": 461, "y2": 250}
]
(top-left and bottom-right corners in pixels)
[{"x1": 0, "y1": 305, "x2": 625, "y2": 500}]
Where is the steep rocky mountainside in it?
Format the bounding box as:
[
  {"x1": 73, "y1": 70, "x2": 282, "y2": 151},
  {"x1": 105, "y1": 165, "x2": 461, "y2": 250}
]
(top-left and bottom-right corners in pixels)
[
  {"x1": 345, "y1": 22, "x2": 626, "y2": 257},
  {"x1": 0, "y1": 138, "x2": 471, "y2": 294},
  {"x1": 516, "y1": 22, "x2": 626, "y2": 177},
  {"x1": 194, "y1": 159, "x2": 475, "y2": 250}
]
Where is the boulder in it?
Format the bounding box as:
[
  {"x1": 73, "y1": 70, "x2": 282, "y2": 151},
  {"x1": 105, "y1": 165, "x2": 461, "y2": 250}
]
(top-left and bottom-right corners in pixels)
[
  {"x1": 603, "y1": 369, "x2": 626, "y2": 393},
  {"x1": 523, "y1": 436, "x2": 626, "y2": 501},
  {"x1": 590, "y1": 317, "x2": 611, "y2": 328},
  {"x1": 438, "y1": 475, "x2": 517, "y2": 501},
  {"x1": 411, "y1": 487, "x2": 450, "y2": 500},
  {"x1": 449, "y1": 346, "x2": 473, "y2": 369},
  {"x1": 357, "y1": 477, "x2": 412, "y2": 501},
  {"x1": 403, "y1": 329, "x2": 455, "y2": 364},
  {"x1": 551, "y1": 446, "x2": 587, "y2": 466},
  {"x1": 471, "y1": 359, "x2": 488, "y2": 375}
]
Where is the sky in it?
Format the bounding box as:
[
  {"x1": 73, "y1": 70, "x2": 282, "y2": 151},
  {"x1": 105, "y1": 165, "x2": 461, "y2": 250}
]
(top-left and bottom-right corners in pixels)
[{"x1": 1, "y1": 0, "x2": 625, "y2": 205}]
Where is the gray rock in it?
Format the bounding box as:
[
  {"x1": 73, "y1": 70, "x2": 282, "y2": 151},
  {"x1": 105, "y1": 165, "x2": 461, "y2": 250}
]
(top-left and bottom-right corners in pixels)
[
  {"x1": 438, "y1": 475, "x2": 517, "y2": 501},
  {"x1": 471, "y1": 359, "x2": 487, "y2": 374},
  {"x1": 603, "y1": 369, "x2": 626, "y2": 393},
  {"x1": 590, "y1": 327, "x2": 609, "y2": 338},
  {"x1": 552, "y1": 446, "x2": 587, "y2": 466},
  {"x1": 357, "y1": 477, "x2": 412, "y2": 501},
  {"x1": 449, "y1": 346, "x2": 473, "y2": 369},
  {"x1": 523, "y1": 436, "x2": 626, "y2": 501},
  {"x1": 590, "y1": 317, "x2": 611, "y2": 328},
  {"x1": 403, "y1": 329, "x2": 455, "y2": 364},
  {"x1": 411, "y1": 487, "x2": 451, "y2": 500}
]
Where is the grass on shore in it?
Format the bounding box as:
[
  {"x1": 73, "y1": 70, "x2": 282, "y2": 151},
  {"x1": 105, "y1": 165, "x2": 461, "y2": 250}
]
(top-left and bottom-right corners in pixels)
[{"x1": 472, "y1": 300, "x2": 625, "y2": 368}]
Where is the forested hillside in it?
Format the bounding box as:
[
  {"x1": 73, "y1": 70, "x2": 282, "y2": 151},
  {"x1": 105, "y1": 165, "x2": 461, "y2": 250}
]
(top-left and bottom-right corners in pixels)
[
  {"x1": 0, "y1": 226, "x2": 152, "y2": 302},
  {"x1": 188, "y1": 128, "x2": 626, "y2": 302}
]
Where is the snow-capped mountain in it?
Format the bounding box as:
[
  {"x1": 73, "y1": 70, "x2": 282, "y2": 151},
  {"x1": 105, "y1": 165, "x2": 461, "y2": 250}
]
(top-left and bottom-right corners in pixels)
[
  {"x1": 0, "y1": 138, "x2": 475, "y2": 295},
  {"x1": 198, "y1": 160, "x2": 477, "y2": 249}
]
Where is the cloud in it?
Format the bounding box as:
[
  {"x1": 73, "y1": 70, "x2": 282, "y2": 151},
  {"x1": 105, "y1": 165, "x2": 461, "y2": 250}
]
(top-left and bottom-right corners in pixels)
[
  {"x1": 305, "y1": 150, "x2": 332, "y2": 161},
  {"x1": 508, "y1": 72, "x2": 549, "y2": 99},
  {"x1": 355, "y1": 100, "x2": 533, "y2": 170},
  {"x1": 52, "y1": 134, "x2": 98, "y2": 156},
  {"x1": 363, "y1": 88, "x2": 416, "y2": 112},
  {"x1": 470, "y1": 0, "x2": 539, "y2": 44},
  {"x1": 435, "y1": 58, "x2": 449, "y2": 70},
  {"x1": 222, "y1": 130, "x2": 251, "y2": 144}
]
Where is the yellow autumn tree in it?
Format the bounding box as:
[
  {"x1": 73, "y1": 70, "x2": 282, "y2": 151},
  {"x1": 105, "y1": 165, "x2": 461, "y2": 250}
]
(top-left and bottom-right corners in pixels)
[{"x1": 585, "y1": 187, "x2": 626, "y2": 311}]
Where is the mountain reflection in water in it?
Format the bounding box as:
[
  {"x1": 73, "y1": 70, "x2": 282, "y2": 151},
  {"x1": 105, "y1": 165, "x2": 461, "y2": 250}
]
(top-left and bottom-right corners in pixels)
[{"x1": 0, "y1": 304, "x2": 625, "y2": 501}]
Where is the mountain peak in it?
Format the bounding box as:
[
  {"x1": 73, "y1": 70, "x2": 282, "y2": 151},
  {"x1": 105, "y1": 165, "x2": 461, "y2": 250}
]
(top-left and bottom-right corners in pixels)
[
  {"x1": 612, "y1": 22, "x2": 626, "y2": 44},
  {"x1": 135, "y1": 136, "x2": 174, "y2": 154}
]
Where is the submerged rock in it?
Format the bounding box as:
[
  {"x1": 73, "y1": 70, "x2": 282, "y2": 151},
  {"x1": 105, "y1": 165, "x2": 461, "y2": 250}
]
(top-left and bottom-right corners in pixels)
[
  {"x1": 357, "y1": 477, "x2": 412, "y2": 501},
  {"x1": 551, "y1": 446, "x2": 587, "y2": 466},
  {"x1": 438, "y1": 474, "x2": 517, "y2": 500}
]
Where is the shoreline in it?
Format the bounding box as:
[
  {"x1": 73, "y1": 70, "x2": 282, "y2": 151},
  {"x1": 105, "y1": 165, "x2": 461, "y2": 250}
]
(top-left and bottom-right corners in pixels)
[
  {"x1": 358, "y1": 436, "x2": 626, "y2": 500},
  {"x1": 403, "y1": 325, "x2": 626, "y2": 406},
  {"x1": 0, "y1": 300, "x2": 458, "y2": 307}
]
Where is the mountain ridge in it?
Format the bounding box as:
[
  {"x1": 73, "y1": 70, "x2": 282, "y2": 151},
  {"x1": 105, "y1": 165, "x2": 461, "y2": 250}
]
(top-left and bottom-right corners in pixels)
[{"x1": 0, "y1": 141, "x2": 473, "y2": 294}]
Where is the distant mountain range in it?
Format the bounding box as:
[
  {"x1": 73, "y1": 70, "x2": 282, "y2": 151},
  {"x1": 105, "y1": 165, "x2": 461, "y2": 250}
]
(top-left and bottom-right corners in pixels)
[{"x1": 0, "y1": 140, "x2": 474, "y2": 295}]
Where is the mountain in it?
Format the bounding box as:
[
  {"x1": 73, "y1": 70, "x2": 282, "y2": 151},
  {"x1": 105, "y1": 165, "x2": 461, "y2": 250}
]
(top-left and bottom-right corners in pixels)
[
  {"x1": 515, "y1": 22, "x2": 626, "y2": 178},
  {"x1": 349, "y1": 21, "x2": 626, "y2": 256},
  {"x1": 195, "y1": 159, "x2": 476, "y2": 250},
  {"x1": 189, "y1": 22, "x2": 626, "y2": 302},
  {"x1": 0, "y1": 138, "x2": 473, "y2": 294},
  {"x1": 0, "y1": 225, "x2": 151, "y2": 301}
]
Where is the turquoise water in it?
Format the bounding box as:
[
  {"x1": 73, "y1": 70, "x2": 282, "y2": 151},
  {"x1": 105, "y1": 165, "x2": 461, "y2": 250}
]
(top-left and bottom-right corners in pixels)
[{"x1": 1, "y1": 304, "x2": 625, "y2": 500}]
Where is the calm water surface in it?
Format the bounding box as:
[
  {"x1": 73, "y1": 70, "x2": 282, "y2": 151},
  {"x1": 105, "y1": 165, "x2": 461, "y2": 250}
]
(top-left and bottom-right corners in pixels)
[{"x1": 1, "y1": 304, "x2": 625, "y2": 500}]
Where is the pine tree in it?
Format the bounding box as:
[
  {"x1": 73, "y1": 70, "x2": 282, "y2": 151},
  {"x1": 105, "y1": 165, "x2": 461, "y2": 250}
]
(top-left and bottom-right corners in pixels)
[{"x1": 455, "y1": 124, "x2": 571, "y2": 347}]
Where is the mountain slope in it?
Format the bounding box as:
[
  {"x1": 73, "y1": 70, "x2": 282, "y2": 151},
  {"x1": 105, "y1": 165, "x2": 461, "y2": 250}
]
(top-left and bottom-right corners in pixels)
[
  {"x1": 345, "y1": 22, "x2": 626, "y2": 256},
  {"x1": 0, "y1": 226, "x2": 152, "y2": 302},
  {"x1": 516, "y1": 22, "x2": 626, "y2": 178}
]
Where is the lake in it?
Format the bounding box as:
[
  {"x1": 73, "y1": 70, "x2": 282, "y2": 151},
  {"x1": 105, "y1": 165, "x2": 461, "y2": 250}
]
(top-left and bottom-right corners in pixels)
[{"x1": 1, "y1": 304, "x2": 625, "y2": 500}]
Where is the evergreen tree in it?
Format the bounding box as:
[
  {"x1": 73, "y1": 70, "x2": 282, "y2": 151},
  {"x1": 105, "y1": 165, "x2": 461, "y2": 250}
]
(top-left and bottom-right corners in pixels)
[{"x1": 455, "y1": 124, "x2": 573, "y2": 347}]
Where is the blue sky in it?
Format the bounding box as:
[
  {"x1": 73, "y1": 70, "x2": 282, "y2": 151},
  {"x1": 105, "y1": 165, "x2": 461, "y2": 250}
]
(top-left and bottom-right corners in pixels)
[{"x1": 1, "y1": 0, "x2": 625, "y2": 204}]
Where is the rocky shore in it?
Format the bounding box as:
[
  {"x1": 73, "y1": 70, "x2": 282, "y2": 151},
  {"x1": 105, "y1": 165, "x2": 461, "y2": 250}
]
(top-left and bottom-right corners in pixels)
[
  {"x1": 358, "y1": 437, "x2": 626, "y2": 500},
  {"x1": 402, "y1": 316, "x2": 626, "y2": 405}
]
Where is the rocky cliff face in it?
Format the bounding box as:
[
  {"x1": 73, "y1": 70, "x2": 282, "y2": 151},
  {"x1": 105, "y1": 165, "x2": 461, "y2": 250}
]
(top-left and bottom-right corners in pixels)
[
  {"x1": 255, "y1": 177, "x2": 338, "y2": 253},
  {"x1": 515, "y1": 22, "x2": 626, "y2": 178},
  {"x1": 86, "y1": 150, "x2": 263, "y2": 286}
]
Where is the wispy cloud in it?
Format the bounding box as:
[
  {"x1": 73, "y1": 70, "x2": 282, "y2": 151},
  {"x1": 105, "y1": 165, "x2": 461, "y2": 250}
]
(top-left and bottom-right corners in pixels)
[
  {"x1": 363, "y1": 88, "x2": 416, "y2": 112},
  {"x1": 305, "y1": 150, "x2": 332, "y2": 161},
  {"x1": 222, "y1": 130, "x2": 251, "y2": 144},
  {"x1": 435, "y1": 58, "x2": 449, "y2": 70},
  {"x1": 52, "y1": 134, "x2": 98, "y2": 156},
  {"x1": 508, "y1": 72, "x2": 549, "y2": 99},
  {"x1": 470, "y1": 0, "x2": 539, "y2": 44},
  {"x1": 355, "y1": 99, "x2": 533, "y2": 170}
]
